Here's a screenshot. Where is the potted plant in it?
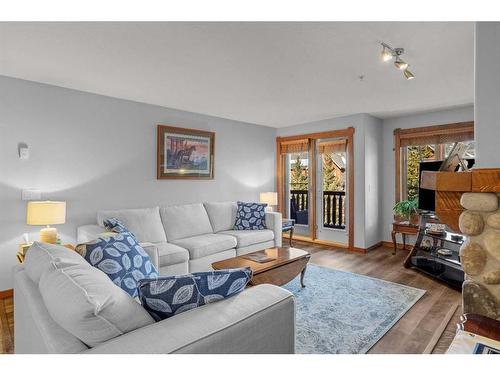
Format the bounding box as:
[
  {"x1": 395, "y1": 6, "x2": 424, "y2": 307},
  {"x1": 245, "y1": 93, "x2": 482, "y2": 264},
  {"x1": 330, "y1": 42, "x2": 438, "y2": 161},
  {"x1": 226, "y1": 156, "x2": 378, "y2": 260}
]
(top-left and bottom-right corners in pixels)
[{"x1": 393, "y1": 199, "x2": 419, "y2": 224}]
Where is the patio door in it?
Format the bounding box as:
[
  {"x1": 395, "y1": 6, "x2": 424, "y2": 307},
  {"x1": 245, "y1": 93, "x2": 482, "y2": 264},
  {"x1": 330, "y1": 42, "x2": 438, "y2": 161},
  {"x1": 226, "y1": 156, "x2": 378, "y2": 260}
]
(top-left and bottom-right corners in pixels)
[
  {"x1": 315, "y1": 138, "x2": 348, "y2": 245},
  {"x1": 277, "y1": 128, "x2": 354, "y2": 249}
]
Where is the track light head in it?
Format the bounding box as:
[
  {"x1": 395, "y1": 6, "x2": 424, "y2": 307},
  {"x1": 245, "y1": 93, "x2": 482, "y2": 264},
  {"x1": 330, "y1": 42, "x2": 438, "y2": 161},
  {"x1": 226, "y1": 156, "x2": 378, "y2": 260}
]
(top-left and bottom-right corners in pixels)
[
  {"x1": 404, "y1": 69, "x2": 415, "y2": 80},
  {"x1": 381, "y1": 46, "x2": 393, "y2": 62},
  {"x1": 394, "y1": 58, "x2": 408, "y2": 70}
]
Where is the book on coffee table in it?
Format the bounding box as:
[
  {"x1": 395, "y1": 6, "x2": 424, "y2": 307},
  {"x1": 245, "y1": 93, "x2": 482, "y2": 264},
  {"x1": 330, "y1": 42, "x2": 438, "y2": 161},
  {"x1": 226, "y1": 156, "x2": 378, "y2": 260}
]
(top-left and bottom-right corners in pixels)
[{"x1": 241, "y1": 252, "x2": 276, "y2": 263}]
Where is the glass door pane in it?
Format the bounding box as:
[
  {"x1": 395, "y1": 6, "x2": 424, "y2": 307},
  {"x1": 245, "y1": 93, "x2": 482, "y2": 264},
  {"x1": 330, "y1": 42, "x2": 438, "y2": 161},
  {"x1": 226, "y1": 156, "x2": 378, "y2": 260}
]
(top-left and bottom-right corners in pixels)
[
  {"x1": 315, "y1": 138, "x2": 348, "y2": 245},
  {"x1": 286, "y1": 152, "x2": 310, "y2": 238}
]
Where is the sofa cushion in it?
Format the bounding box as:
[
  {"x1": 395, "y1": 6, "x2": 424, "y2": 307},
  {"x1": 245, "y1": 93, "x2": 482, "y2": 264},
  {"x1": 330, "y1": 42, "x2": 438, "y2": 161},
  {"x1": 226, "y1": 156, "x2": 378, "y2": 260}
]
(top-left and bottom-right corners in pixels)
[
  {"x1": 234, "y1": 202, "x2": 267, "y2": 230},
  {"x1": 203, "y1": 201, "x2": 237, "y2": 233},
  {"x1": 76, "y1": 232, "x2": 159, "y2": 298},
  {"x1": 33, "y1": 242, "x2": 154, "y2": 348},
  {"x1": 219, "y1": 229, "x2": 274, "y2": 248},
  {"x1": 137, "y1": 268, "x2": 252, "y2": 321},
  {"x1": 160, "y1": 203, "x2": 213, "y2": 241},
  {"x1": 155, "y1": 242, "x2": 190, "y2": 267},
  {"x1": 97, "y1": 207, "x2": 167, "y2": 243},
  {"x1": 24, "y1": 241, "x2": 87, "y2": 284},
  {"x1": 173, "y1": 234, "x2": 237, "y2": 259}
]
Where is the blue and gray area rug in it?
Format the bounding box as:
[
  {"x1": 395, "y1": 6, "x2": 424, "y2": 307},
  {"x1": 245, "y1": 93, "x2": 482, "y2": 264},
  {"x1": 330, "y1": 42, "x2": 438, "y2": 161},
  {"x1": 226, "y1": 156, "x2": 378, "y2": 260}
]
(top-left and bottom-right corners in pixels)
[{"x1": 282, "y1": 264, "x2": 425, "y2": 354}]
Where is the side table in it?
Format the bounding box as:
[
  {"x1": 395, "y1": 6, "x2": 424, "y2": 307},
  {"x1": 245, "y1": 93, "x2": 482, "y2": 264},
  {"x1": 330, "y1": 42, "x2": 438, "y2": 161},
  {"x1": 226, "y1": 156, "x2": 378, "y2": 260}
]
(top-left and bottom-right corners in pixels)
[
  {"x1": 391, "y1": 221, "x2": 418, "y2": 255},
  {"x1": 282, "y1": 218, "x2": 295, "y2": 247},
  {"x1": 16, "y1": 243, "x2": 75, "y2": 263}
]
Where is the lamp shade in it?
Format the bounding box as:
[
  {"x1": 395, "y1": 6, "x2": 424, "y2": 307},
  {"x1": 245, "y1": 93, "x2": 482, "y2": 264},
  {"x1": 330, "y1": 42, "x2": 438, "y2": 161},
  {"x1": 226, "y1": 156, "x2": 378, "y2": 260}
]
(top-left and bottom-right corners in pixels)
[
  {"x1": 259, "y1": 192, "x2": 278, "y2": 206},
  {"x1": 27, "y1": 201, "x2": 66, "y2": 226}
]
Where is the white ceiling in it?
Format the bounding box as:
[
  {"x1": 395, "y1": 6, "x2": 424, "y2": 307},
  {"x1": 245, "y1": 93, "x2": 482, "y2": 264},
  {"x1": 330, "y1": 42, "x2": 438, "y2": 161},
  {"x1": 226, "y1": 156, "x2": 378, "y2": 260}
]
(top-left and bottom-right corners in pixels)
[{"x1": 0, "y1": 22, "x2": 474, "y2": 127}]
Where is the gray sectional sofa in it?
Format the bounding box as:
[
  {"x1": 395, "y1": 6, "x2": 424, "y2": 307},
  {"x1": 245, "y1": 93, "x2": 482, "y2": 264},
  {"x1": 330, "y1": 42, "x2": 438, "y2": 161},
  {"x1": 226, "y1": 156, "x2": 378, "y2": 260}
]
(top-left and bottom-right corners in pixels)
[
  {"x1": 14, "y1": 201, "x2": 295, "y2": 354},
  {"x1": 77, "y1": 202, "x2": 282, "y2": 275}
]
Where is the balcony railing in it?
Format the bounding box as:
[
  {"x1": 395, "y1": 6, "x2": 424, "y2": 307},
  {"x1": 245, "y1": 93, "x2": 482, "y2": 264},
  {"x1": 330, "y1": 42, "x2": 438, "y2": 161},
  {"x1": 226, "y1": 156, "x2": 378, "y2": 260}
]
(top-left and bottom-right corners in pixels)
[
  {"x1": 323, "y1": 191, "x2": 346, "y2": 229},
  {"x1": 290, "y1": 189, "x2": 346, "y2": 229}
]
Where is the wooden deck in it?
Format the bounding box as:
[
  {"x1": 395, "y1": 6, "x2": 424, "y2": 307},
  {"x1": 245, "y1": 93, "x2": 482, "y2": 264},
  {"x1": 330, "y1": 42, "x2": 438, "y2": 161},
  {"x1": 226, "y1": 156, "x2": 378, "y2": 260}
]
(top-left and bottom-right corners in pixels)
[{"x1": 0, "y1": 241, "x2": 459, "y2": 354}]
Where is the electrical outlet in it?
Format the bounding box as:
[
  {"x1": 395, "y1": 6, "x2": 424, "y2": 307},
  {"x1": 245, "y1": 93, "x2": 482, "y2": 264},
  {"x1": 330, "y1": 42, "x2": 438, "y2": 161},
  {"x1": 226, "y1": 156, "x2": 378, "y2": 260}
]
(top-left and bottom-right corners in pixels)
[{"x1": 22, "y1": 189, "x2": 42, "y2": 201}]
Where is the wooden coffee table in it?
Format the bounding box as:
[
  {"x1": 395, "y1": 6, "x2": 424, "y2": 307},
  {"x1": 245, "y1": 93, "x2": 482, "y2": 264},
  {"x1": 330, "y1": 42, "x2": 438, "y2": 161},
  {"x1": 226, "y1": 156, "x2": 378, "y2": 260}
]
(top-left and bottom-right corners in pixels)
[{"x1": 212, "y1": 247, "x2": 311, "y2": 287}]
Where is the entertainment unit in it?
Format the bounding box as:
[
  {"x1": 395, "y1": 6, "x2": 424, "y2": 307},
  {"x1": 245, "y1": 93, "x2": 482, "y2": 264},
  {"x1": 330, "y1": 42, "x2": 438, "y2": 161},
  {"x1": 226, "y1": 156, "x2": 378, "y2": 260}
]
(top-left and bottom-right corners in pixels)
[
  {"x1": 405, "y1": 212, "x2": 465, "y2": 290},
  {"x1": 403, "y1": 158, "x2": 475, "y2": 289}
]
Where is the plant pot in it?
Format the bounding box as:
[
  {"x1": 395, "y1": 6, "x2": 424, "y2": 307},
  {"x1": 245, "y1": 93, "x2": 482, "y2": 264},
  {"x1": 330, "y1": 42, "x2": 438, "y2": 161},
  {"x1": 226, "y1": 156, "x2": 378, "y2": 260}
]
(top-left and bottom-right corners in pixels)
[{"x1": 409, "y1": 214, "x2": 420, "y2": 226}]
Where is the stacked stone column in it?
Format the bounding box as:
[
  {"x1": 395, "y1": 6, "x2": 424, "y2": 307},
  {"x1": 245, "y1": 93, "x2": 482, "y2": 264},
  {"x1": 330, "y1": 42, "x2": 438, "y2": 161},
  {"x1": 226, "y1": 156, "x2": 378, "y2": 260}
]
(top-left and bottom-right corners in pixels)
[{"x1": 460, "y1": 192, "x2": 500, "y2": 319}]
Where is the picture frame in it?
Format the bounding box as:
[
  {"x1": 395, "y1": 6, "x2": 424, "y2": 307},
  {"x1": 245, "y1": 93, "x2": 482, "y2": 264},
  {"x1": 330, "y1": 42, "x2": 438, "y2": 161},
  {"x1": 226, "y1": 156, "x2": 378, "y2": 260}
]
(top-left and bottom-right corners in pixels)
[{"x1": 157, "y1": 125, "x2": 215, "y2": 179}]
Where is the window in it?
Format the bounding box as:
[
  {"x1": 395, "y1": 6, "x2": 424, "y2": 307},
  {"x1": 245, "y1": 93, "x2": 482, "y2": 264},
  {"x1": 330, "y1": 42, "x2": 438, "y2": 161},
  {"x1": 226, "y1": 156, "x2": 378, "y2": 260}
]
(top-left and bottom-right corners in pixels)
[{"x1": 394, "y1": 122, "x2": 474, "y2": 202}]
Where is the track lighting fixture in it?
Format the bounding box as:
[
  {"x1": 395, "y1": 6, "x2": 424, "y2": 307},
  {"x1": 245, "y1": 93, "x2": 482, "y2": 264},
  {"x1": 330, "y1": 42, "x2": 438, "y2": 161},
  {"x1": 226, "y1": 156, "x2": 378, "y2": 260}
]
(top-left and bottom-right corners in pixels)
[{"x1": 380, "y1": 42, "x2": 415, "y2": 80}]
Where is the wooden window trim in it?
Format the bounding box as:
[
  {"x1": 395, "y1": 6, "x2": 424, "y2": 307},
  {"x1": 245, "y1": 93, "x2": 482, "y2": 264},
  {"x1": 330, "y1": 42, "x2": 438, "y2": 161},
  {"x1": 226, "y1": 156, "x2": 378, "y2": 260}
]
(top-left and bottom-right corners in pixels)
[
  {"x1": 394, "y1": 121, "x2": 474, "y2": 203},
  {"x1": 276, "y1": 127, "x2": 355, "y2": 250}
]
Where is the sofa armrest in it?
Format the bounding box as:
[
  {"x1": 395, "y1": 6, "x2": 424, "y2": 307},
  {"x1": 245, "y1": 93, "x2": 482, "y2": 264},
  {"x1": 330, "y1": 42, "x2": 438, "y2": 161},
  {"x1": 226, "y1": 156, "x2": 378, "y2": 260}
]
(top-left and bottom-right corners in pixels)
[
  {"x1": 76, "y1": 224, "x2": 105, "y2": 243},
  {"x1": 85, "y1": 284, "x2": 295, "y2": 354},
  {"x1": 266, "y1": 211, "x2": 282, "y2": 247},
  {"x1": 138, "y1": 242, "x2": 160, "y2": 271}
]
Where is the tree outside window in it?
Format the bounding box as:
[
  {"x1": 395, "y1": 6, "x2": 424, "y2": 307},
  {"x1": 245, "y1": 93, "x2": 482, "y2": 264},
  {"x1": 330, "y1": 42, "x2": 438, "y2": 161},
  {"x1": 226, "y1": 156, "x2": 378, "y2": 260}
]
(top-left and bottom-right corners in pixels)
[
  {"x1": 290, "y1": 155, "x2": 308, "y2": 190},
  {"x1": 404, "y1": 141, "x2": 475, "y2": 201},
  {"x1": 405, "y1": 145, "x2": 435, "y2": 201},
  {"x1": 322, "y1": 154, "x2": 345, "y2": 191}
]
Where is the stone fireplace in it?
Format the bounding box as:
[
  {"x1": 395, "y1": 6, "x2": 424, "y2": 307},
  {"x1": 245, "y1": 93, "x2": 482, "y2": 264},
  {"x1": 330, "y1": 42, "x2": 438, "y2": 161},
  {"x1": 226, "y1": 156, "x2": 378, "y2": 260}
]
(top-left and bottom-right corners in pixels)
[
  {"x1": 460, "y1": 192, "x2": 500, "y2": 319},
  {"x1": 420, "y1": 168, "x2": 500, "y2": 320}
]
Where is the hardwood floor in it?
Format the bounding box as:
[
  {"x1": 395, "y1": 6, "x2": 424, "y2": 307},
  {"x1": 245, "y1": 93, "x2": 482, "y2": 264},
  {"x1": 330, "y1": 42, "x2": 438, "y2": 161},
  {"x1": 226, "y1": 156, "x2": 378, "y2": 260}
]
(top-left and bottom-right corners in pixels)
[
  {"x1": 0, "y1": 295, "x2": 14, "y2": 354},
  {"x1": 0, "y1": 241, "x2": 460, "y2": 354}
]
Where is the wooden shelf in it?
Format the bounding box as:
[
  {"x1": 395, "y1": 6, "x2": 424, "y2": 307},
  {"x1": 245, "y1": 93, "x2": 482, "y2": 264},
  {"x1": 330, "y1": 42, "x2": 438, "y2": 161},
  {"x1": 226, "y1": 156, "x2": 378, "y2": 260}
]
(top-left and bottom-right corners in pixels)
[
  {"x1": 471, "y1": 168, "x2": 500, "y2": 192},
  {"x1": 420, "y1": 169, "x2": 500, "y2": 233},
  {"x1": 420, "y1": 170, "x2": 471, "y2": 191}
]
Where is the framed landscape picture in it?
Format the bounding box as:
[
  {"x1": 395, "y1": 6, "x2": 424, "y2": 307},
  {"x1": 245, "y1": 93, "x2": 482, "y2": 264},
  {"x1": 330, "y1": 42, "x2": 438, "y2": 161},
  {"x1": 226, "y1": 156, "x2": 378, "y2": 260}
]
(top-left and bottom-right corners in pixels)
[{"x1": 157, "y1": 125, "x2": 215, "y2": 179}]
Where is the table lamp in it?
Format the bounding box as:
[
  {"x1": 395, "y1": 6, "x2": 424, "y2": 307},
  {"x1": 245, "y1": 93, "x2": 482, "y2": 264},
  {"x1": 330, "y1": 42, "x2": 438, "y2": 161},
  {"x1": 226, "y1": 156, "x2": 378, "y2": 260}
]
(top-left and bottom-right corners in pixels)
[
  {"x1": 260, "y1": 192, "x2": 278, "y2": 212},
  {"x1": 27, "y1": 201, "x2": 66, "y2": 244}
]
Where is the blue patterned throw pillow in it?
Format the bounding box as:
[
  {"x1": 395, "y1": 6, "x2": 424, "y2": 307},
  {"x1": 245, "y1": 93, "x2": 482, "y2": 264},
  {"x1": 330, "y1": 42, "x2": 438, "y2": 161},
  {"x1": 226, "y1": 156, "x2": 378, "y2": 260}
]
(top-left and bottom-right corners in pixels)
[
  {"x1": 76, "y1": 232, "x2": 158, "y2": 298},
  {"x1": 233, "y1": 201, "x2": 267, "y2": 230},
  {"x1": 103, "y1": 217, "x2": 138, "y2": 241},
  {"x1": 137, "y1": 268, "x2": 252, "y2": 321}
]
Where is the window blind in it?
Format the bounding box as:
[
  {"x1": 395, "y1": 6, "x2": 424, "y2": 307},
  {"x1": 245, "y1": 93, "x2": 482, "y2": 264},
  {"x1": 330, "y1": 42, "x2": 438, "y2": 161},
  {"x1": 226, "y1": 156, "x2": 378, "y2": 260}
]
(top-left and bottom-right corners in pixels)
[
  {"x1": 279, "y1": 139, "x2": 309, "y2": 154},
  {"x1": 317, "y1": 139, "x2": 347, "y2": 154},
  {"x1": 398, "y1": 123, "x2": 474, "y2": 147}
]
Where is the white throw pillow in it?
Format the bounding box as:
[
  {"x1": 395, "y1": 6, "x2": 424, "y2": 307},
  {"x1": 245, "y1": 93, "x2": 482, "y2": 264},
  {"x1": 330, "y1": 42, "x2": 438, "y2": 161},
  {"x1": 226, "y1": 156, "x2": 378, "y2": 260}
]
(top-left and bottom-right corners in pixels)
[
  {"x1": 35, "y1": 243, "x2": 154, "y2": 347},
  {"x1": 24, "y1": 241, "x2": 86, "y2": 284}
]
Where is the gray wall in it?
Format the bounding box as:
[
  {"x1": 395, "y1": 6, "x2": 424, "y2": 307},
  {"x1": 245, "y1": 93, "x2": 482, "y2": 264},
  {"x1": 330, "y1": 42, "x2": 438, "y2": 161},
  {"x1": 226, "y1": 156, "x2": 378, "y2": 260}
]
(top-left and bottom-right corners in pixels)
[
  {"x1": 381, "y1": 105, "x2": 475, "y2": 243},
  {"x1": 363, "y1": 115, "x2": 384, "y2": 247},
  {"x1": 0, "y1": 76, "x2": 276, "y2": 290},
  {"x1": 475, "y1": 22, "x2": 500, "y2": 168}
]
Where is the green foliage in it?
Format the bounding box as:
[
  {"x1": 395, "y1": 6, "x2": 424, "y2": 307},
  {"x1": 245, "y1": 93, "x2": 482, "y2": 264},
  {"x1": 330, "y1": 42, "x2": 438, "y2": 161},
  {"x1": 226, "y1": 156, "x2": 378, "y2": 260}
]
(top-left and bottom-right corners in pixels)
[
  {"x1": 290, "y1": 155, "x2": 308, "y2": 190},
  {"x1": 406, "y1": 145, "x2": 435, "y2": 200},
  {"x1": 393, "y1": 199, "x2": 418, "y2": 220},
  {"x1": 322, "y1": 154, "x2": 345, "y2": 191}
]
